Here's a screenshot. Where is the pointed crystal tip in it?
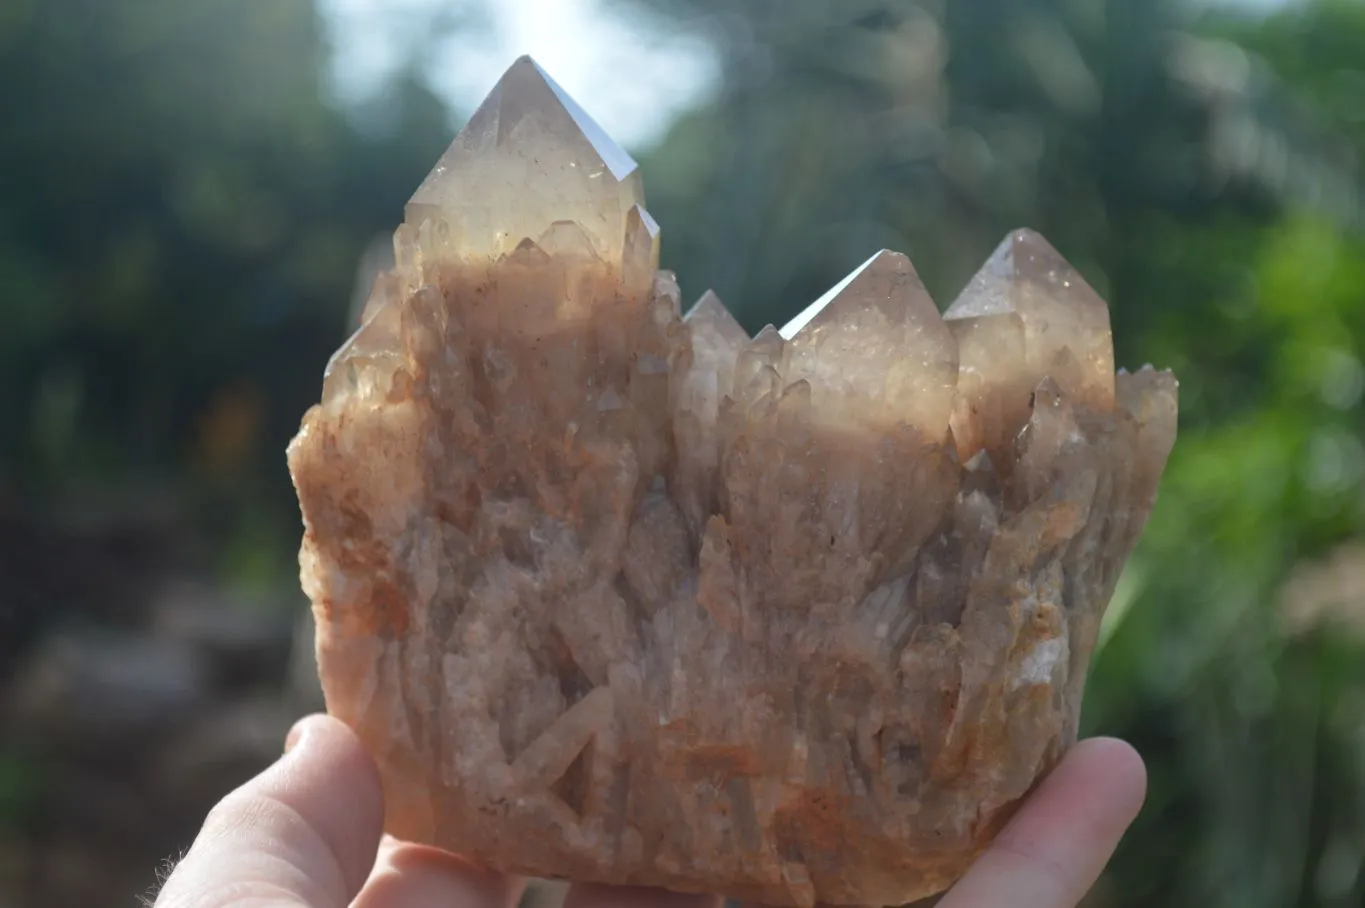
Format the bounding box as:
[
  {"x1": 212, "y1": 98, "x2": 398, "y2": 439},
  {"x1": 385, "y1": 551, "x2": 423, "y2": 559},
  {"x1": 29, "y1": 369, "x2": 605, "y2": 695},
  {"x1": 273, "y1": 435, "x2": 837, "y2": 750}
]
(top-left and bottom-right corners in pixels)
[
  {"x1": 947, "y1": 228, "x2": 1115, "y2": 404},
  {"x1": 781, "y1": 249, "x2": 957, "y2": 437},
  {"x1": 780, "y1": 250, "x2": 915, "y2": 340},
  {"x1": 622, "y1": 204, "x2": 661, "y2": 290},
  {"x1": 685, "y1": 290, "x2": 748, "y2": 344},
  {"x1": 405, "y1": 55, "x2": 649, "y2": 266},
  {"x1": 945, "y1": 229, "x2": 1068, "y2": 320},
  {"x1": 944, "y1": 229, "x2": 1117, "y2": 459}
]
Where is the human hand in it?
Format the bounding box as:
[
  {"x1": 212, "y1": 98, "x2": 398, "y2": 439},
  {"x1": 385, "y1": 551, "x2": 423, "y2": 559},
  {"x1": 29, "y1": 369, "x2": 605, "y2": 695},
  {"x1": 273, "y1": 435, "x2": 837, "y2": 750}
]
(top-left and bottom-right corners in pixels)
[{"x1": 151, "y1": 714, "x2": 1145, "y2": 908}]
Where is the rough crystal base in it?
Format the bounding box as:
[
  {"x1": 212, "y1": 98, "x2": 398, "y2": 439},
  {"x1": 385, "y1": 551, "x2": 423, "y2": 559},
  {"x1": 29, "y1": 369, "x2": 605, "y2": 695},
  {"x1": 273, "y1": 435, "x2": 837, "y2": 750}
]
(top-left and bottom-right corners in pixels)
[{"x1": 287, "y1": 56, "x2": 1177, "y2": 907}]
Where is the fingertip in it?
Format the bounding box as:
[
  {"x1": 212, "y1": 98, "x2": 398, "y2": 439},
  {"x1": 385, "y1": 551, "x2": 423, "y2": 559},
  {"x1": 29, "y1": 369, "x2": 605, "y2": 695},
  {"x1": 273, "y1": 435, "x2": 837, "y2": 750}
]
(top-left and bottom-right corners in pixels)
[
  {"x1": 271, "y1": 713, "x2": 386, "y2": 893},
  {"x1": 283, "y1": 712, "x2": 368, "y2": 772},
  {"x1": 1067, "y1": 736, "x2": 1148, "y2": 824},
  {"x1": 283, "y1": 716, "x2": 308, "y2": 753},
  {"x1": 937, "y1": 736, "x2": 1148, "y2": 908}
]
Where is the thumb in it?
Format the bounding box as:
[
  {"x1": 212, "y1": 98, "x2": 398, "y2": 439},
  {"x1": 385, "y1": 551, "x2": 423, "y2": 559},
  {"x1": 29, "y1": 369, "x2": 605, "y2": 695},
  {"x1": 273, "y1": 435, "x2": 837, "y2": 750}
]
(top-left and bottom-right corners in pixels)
[{"x1": 154, "y1": 713, "x2": 384, "y2": 907}]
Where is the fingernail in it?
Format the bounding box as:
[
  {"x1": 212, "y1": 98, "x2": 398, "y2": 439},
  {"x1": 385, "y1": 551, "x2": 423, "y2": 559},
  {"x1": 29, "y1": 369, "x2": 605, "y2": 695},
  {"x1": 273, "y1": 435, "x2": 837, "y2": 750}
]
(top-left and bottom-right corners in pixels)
[{"x1": 284, "y1": 718, "x2": 310, "y2": 754}]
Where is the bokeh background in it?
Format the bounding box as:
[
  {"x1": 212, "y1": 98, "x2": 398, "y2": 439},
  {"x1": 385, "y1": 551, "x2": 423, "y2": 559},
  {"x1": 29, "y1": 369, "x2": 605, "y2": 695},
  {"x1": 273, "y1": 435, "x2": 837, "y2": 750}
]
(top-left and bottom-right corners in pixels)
[{"x1": 2, "y1": 0, "x2": 1365, "y2": 905}]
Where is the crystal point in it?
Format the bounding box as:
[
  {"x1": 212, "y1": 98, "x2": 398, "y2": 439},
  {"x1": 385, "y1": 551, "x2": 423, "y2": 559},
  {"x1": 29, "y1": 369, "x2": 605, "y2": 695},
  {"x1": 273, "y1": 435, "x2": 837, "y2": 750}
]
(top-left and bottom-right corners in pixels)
[
  {"x1": 781, "y1": 249, "x2": 914, "y2": 338},
  {"x1": 1118, "y1": 368, "x2": 1179, "y2": 481},
  {"x1": 673, "y1": 291, "x2": 747, "y2": 531},
  {"x1": 622, "y1": 204, "x2": 661, "y2": 292},
  {"x1": 407, "y1": 56, "x2": 646, "y2": 264},
  {"x1": 946, "y1": 230, "x2": 1115, "y2": 458},
  {"x1": 783, "y1": 250, "x2": 957, "y2": 438},
  {"x1": 321, "y1": 294, "x2": 403, "y2": 405},
  {"x1": 537, "y1": 220, "x2": 600, "y2": 262},
  {"x1": 685, "y1": 290, "x2": 747, "y2": 344}
]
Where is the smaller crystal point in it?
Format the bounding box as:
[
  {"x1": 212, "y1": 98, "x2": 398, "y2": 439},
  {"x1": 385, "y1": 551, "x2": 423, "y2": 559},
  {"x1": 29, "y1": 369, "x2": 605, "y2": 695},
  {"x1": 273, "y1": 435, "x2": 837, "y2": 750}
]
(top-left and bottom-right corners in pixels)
[
  {"x1": 622, "y1": 204, "x2": 661, "y2": 292},
  {"x1": 946, "y1": 229, "x2": 1114, "y2": 403},
  {"x1": 321, "y1": 295, "x2": 404, "y2": 405},
  {"x1": 685, "y1": 290, "x2": 748, "y2": 344},
  {"x1": 782, "y1": 250, "x2": 957, "y2": 437},
  {"x1": 406, "y1": 55, "x2": 646, "y2": 264},
  {"x1": 507, "y1": 236, "x2": 551, "y2": 267},
  {"x1": 674, "y1": 290, "x2": 747, "y2": 530},
  {"x1": 681, "y1": 290, "x2": 748, "y2": 419},
  {"x1": 358, "y1": 270, "x2": 403, "y2": 328},
  {"x1": 735, "y1": 324, "x2": 786, "y2": 398},
  {"x1": 537, "y1": 220, "x2": 600, "y2": 262},
  {"x1": 946, "y1": 229, "x2": 1115, "y2": 458},
  {"x1": 1118, "y1": 368, "x2": 1179, "y2": 467},
  {"x1": 780, "y1": 250, "x2": 910, "y2": 339}
]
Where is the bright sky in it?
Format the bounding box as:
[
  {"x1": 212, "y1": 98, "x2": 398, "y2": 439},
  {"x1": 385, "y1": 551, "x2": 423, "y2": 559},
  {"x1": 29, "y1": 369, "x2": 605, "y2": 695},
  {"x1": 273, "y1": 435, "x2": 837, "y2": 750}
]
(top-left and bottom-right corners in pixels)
[{"x1": 320, "y1": 0, "x2": 721, "y2": 150}]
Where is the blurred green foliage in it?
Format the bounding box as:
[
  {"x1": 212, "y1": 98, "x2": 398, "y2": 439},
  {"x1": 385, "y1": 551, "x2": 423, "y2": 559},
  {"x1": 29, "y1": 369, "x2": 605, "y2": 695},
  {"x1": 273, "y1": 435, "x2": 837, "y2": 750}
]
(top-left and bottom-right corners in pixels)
[
  {"x1": 0, "y1": 748, "x2": 42, "y2": 833},
  {"x1": 0, "y1": 0, "x2": 450, "y2": 559},
  {"x1": 2, "y1": 0, "x2": 1365, "y2": 905}
]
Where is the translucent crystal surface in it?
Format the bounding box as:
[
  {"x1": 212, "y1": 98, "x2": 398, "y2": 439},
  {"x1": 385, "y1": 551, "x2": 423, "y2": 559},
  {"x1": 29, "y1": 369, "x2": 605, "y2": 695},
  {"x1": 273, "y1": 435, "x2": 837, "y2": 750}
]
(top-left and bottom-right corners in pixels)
[
  {"x1": 288, "y1": 57, "x2": 1178, "y2": 908},
  {"x1": 944, "y1": 229, "x2": 1116, "y2": 459},
  {"x1": 780, "y1": 249, "x2": 957, "y2": 439},
  {"x1": 407, "y1": 55, "x2": 644, "y2": 263}
]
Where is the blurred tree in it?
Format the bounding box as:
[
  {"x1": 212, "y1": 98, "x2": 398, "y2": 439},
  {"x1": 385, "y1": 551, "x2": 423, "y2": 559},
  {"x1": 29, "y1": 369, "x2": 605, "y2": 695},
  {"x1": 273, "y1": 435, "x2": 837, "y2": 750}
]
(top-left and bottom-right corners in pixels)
[{"x1": 0, "y1": 0, "x2": 452, "y2": 591}]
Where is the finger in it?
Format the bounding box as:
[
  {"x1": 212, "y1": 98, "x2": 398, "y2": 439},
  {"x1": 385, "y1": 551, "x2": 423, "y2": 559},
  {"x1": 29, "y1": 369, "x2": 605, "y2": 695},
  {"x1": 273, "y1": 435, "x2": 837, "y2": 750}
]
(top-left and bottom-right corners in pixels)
[
  {"x1": 563, "y1": 883, "x2": 721, "y2": 908},
  {"x1": 938, "y1": 737, "x2": 1147, "y2": 908},
  {"x1": 353, "y1": 836, "x2": 526, "y2": 908},
  {"x1": 154, "y1": 713, "x2": 384, "y2": 908}
]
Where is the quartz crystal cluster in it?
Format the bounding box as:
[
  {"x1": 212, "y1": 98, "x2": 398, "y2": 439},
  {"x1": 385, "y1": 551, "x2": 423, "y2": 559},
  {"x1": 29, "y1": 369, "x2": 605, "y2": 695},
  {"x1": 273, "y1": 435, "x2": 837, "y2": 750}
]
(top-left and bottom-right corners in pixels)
[{"x1": 288, "y1": 57, "x2": 1178, "y2": 907}]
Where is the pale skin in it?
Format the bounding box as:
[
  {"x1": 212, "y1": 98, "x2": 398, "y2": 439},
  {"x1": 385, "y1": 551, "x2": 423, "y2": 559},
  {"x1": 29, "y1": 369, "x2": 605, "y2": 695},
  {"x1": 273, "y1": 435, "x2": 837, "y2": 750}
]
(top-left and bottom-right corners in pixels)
[{"x1": 153, "y1": 714, "x2": 1146, "y2": 908}]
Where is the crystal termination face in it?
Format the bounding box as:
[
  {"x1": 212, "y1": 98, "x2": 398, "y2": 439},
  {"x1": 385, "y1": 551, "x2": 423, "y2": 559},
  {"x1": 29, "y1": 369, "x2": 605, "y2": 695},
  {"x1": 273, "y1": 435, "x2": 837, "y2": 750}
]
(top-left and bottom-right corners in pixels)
[{"x1": 288, "y1": 56, "x2": 1178, "y2": 908}]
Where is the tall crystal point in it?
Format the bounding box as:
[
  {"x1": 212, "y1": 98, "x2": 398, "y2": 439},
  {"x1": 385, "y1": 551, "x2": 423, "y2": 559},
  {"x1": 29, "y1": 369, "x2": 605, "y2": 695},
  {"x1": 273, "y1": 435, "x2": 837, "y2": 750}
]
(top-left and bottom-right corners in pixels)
[
  {"x1": 288, "y1": 57, "x2": 1178, "y2": 908},
  {"x1": 407, "y1": 55, "x2": 645, "y2": 264}
]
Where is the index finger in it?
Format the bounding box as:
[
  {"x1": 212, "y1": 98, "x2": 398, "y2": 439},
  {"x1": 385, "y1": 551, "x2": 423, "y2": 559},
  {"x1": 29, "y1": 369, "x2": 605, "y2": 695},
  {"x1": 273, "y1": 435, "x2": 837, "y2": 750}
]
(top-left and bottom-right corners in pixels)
[{"x1": 938, "y1": 737, "x2": 1147, "y2": 908}]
